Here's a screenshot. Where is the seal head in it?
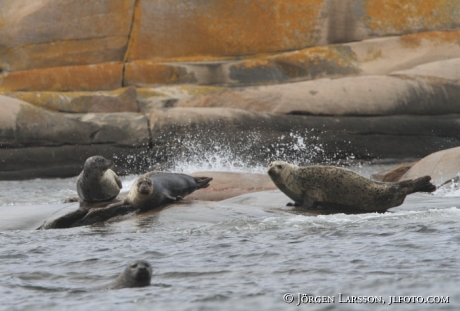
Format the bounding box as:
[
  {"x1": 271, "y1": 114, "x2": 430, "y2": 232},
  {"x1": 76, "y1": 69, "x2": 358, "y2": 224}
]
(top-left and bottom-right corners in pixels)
[
  {"x1": 76, "y1": 156, "x2": 122, "y2": 202},
  {"x1": 109, "y1": 260, "x2": 152, "y2": 290}
]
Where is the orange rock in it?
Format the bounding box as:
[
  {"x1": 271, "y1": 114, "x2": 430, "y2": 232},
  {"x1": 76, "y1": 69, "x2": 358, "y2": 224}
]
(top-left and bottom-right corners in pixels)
[
  {"x1": 0, "y1": 0, "x2": 135, "y2": 71},
  {"x1": 0, "y1": 62, "x2": 123, "y2": 92},
  {"x1": 126, "y1": 0, "x2": 325, "y2": 61},
  {"x1": 364, "y1": 0, "x2": 460, "y2": 35},
  {"x1": 6, "y1": 86, "x2": 139, "y2": 113}
]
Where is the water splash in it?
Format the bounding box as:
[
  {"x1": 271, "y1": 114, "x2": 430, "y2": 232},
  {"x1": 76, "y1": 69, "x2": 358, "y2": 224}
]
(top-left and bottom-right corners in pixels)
[
  {"x1": 434, "y1": 176, "x2": 460, "y2": 197},
  {"x1": 148, "y1": 129, "x2": 353, "y2": 174}
]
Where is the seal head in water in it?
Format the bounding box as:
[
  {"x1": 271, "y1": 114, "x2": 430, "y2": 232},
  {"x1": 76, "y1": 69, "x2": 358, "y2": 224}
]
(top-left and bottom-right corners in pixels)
[
  {"x1": 109, "y1": 260, "x2": 152, "y2": 290},
  {"x1": 76, "y1": 156, "x2": 122, "y2": 202},
  {"x1": 267, "y1": 161, "x2": 436, "y2": 213}
]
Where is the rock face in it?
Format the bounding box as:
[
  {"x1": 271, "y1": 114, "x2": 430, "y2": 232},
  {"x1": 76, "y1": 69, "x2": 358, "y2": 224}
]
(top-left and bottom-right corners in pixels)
[
  {"x1": 401, "y1": 147, "x2": 460, "y2": 186},
  {"x1": 1, "y1": 1, "x2": 460, "y2": 179},
  {"x1": 0, "y1": 1, "x2": 460, "y2": 90},
  {"x1": 172, "y1": 72, "x2": 460, "y2": 116},
  {"x1": 0, "y1": 96, "x2": 150, "y2": 179},
  {"x1": 6, "y1": 87, "x2": 139, "y2": 113}
]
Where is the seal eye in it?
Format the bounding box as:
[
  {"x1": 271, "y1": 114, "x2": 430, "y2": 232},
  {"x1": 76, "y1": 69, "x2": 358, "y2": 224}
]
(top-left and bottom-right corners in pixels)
[
  {"x1": 277, "y1": 165, "x2": 282, "y2": 169},
  {"x1": 131, "y1": 263, "x2": 138, "y2": 269}
]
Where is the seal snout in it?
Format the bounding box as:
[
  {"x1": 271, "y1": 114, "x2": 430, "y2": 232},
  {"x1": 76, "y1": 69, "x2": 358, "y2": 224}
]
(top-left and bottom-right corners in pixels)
[
  {"x1": 267, "y1": 161, "x2": 285, "y2": 176},
  {"x1": 129, "y1": 260, "x2": 152, "y2": 284}
]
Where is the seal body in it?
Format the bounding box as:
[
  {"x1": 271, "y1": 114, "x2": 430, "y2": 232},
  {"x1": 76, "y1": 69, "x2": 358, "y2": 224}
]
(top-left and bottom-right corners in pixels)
[
  {"x1": 267, "y1": 161, "x2": 436, "y2": 213},
  {"x1": 109, "y1": 260, "x2": 152, "y2": 290},
  {"x1": 123, "y1": 172, "x2": 213, "y2": 211},
  {"x1": 76, "y1": 156, "x2": 122, "y2": 202}
]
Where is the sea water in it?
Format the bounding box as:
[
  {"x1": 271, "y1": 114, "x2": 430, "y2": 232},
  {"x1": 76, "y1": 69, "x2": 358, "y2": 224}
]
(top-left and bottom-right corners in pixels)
[{"x1": 0, "y1": 144, "x2": 459, "y2": 310}]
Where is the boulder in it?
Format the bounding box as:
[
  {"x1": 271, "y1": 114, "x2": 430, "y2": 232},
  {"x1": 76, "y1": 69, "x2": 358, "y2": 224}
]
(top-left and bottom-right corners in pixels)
[
  {"x1": 187, "y1": 172, "x2": 277, "y2": 201},
  {"x1": 6, "y1": 86, "x2": 139, "y2": 113},
  {"x1": 401, "y1": 147, "x2": 460, "y2": 186}
]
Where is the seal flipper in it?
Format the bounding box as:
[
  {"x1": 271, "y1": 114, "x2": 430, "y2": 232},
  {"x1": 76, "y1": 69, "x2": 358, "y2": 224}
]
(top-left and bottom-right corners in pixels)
[
  {"x1": 115, "y1": 174, "x2": 123, "y2": 189},
  {"x1": 398, "y1": 175, "x2": 436, "y2": 194},
  {"x1": 71, "y1": 202, "x2": 137, "y2": 227}
]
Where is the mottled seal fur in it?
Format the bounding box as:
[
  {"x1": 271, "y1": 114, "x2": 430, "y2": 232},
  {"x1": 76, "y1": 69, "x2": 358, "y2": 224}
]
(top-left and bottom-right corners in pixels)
[
  {"x1": 77, "y1": 156, "x2": 122, "y2": 202},
  {"x1": 267, "y1": 161, "x2": 436, "y2": 213},
  {"x1": 106, "y1": 171, "x2": 213, "y2": 212},
  {"x1": 109, "y1": 260, "x2": 152, "y2": 290}
]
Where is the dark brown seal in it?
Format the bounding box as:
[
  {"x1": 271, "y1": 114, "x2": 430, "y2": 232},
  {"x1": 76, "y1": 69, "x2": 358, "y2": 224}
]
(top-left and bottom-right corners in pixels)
[
  {"x1": 109, "y1": 260, "x2": 152, "y2": 290},
  {"x1": 267, "y1": 161, "x2": 436, "y2": 213},
  {"x1": 77, "y1": 156, "x2": 122, "y2": 202}
]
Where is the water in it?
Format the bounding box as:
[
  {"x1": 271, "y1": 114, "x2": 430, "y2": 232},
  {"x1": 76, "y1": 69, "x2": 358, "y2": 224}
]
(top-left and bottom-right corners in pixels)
[{"x1": 0, "y1": 157, "x2": 459, "y2": 310}]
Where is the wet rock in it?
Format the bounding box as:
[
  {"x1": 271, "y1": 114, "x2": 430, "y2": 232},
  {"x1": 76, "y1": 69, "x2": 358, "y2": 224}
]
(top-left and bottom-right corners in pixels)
[
  {"x1": 401, "y1": 147, "x2": 460, "y2": 186},
  {"x1": 6, "y1": 87, "x2": 138, "y2": 113},
  {"x1": 0, "y1": 203, "x2": 80, "y2": 231},
  {"x1": 187, "y1": 172, "x2": 277, "y2": 201},
  {"x1": 147, "y1": 107, "x2": 460, "y2": 165},
  {"x1": 371, "y1": 162, "x2": 417, "y2": 182}
]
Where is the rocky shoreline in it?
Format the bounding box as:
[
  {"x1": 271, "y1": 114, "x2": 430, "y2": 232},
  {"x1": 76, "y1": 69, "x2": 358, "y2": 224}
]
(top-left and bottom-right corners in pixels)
[{"x1": 1, "y1": 1, "x2": 460, "y2": 179}]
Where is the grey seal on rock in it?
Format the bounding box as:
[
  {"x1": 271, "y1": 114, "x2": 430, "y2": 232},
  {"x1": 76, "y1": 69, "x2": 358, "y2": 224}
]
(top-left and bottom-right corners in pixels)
[
  {"x1": 41, "y1": 171, "x2": 213, "y2": 229},
  {"x1": 77, "y1": 156, "x2": 122, "y2": 202},
  {"x1": 267, "y1": 161, "x2": 436, "y2": 213},
  {"x1": 104, "y1": 171, "x2": 213, "y2": 212},
  {"x1": 109, "y1": 260, "x2": 152, "y2": 290}
]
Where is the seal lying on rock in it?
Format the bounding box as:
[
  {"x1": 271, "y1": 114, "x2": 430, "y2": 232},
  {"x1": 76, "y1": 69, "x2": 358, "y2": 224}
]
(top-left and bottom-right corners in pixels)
[
  {"x1": 40, "y1": 172, "x2": 212, "y2": 229},
  {"x1": 102, "y1": 172, "x2": 213, "y2": 211},
  {"x1": 109, "y1": 260, "x2": 152, "y2": 290},
  {"x1": 267, "y1": 161, "x2": 436, "y2": 213},
  {"x1": 77, "y1": 156, "x2": 122, "y2": 202}
]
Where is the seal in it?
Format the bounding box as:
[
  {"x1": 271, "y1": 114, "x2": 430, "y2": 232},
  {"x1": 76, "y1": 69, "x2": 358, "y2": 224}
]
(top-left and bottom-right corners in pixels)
[
  {"x1": 56, "y1": 171, "x2": 213, "y2": 228},
  {"x1": 76, "y1": 156, "x2": 122, "y2": 202},
  {"x1": 105, "y1": 171, "x2": 213, "y2": 212},
  {"x1": 109, "y1": 260, "x2": 152, "y2": 290},
  {"x1": 267, "y1": 161, "x2": 436, "y2": 213}
]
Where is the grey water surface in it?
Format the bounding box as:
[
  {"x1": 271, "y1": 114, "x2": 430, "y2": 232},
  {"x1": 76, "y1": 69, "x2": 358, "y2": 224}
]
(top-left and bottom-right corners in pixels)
[{"x1": 0, "y1": 164, "x2": 459, "y2": 311}]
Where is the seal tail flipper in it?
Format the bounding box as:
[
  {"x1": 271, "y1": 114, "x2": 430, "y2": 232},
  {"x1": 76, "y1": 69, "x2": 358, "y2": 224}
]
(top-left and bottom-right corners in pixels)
[
  {"x1": 399, "y1": 176, "x2": 436, "y2": 194},
  {"x1": 193, "y1": 177, "x2": 213, "y2": 189}
]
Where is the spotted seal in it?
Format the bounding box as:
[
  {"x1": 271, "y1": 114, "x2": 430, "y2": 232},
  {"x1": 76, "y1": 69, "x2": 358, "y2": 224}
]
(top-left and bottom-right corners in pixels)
[
  {"x1": 109, "y1": 260, "x2": 152, "y2": 290},
  {"x1": 77, "y1": 156, "x2": 122, "y2": 202},
  {"x1": 267, "y1": 161, "x2": 436, "y2": 213},
  {"x1": 104, "y1": 171, "x2": 213, "y2": 212}
]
